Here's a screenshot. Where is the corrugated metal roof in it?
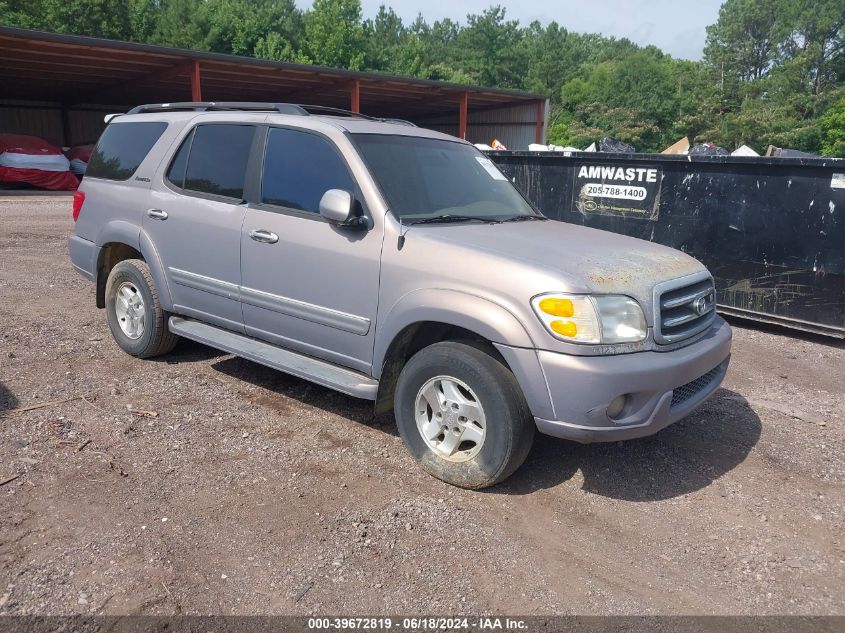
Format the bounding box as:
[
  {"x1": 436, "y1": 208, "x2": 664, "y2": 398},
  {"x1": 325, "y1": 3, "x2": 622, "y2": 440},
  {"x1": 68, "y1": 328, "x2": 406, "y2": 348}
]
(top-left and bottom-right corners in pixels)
[{"x1": 0, "y1": 27, "x2": 547, "y2": 119}]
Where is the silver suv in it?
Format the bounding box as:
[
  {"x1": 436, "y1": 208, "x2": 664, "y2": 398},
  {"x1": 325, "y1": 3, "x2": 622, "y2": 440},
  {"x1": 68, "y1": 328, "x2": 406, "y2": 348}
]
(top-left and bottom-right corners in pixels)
[{"x1": 69, "y1": 102, "x2": 732, "y2": 489}]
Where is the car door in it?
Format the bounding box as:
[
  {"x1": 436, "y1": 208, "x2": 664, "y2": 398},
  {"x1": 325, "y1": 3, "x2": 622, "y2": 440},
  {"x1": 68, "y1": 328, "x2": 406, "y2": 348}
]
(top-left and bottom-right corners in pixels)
[
  {"x1": 240, "y1": 126, "x2": 383, "y2": 373},
  {"x1": 146, "y1": 122, "x2": 258, "y2": 333}
]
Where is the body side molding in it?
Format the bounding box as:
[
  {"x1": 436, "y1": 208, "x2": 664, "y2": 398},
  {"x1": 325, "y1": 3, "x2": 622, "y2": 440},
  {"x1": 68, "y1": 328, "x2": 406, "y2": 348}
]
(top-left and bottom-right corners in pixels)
[
  {"x1": 240, "y1": 286, "x2": 370, "y2": 335},
  {"x1": 169, "y1": 268, "x2": 371, "y2": 335}
]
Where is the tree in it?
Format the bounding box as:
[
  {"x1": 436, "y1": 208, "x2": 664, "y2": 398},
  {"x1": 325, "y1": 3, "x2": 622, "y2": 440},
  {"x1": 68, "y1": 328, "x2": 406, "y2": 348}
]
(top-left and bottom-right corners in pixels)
[
  {"x1": 386, "y1": 15, "x2": 470, "y2": 82},
  {"x1": 559, "y1": 50, "x2": 680, "y2": 151},
  {"x1": 704, "y1": 0, "x2": 779, "y2": 84},
  {"x1": 302, "y1": 0, "x2": 365, "y2": 70},
  {"x1": 150, "y1": 0, "x2": 210, "y2": 50},
  {"x1": 1, "y1": 0, "x2": 41, "y2": 29},
  {"x1": 522, "y1": 22, "x2": 595, "y2": 97},
  {"x1": 363, "y1": 5, "x2": 406, "y2": 72},
  {"x1": 701, "y1": 0, "x2": 845, "y2": 150},
  {"x1": 458, "y1": 6, "x2": 526, "y2": 88},
  {"x1": 669, "y1": 59, "x2": 721, "y2": 142},
  {"x1": 1, "y1": 0, "x2": 142, "y2": 40},
  {"x1": 818, "y1": 96, "x2": 845, "y2": 156},
  {"x1": 150, "y1": 0, "x2": 303, "y2": 57},
  {"x1": 204, "y1": 0, "x2": 303, "y2": 58},
  {"x1": 254, "y1": 32, "x2": 298, "y2": 62},
  {"x1": 774, "y1": 0, "x2": 845, "y2": 99}
]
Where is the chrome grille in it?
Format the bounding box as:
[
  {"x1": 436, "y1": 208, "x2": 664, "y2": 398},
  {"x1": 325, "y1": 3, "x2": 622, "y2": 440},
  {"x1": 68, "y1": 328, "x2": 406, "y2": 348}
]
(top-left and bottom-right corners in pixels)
[
  {"x1": 654, "y1": 275, "x2": 716, "y2": 344},
  {"x1": 671, "y1": 365, "x2": 724, "y2": 409}
]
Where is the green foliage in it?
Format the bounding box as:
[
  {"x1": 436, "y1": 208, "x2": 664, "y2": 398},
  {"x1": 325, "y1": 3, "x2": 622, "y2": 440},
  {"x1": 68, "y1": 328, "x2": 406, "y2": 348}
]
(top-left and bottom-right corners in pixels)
[
  {"x1": 149, "y1": 0, "x2": 213, "y2": 50},
  {"x1": 1, "y1": 0, "x2": 843, "y2": 155},
  {"x1": 557, "y1": 49, "x2": 680, "y2": 151},
  {"x1": 302, "y1": 0, "x2": 365, "y2": 69},
  {"x1": 2, "y1": 0, "x2": 141, "y2": 39},
  {"x1": 149, "y1": 0, "x2": 303, "y2": 57},
  {"x1": 458, "y1": 6, "x2": 526, "y2": 88},
  {"x1": 819, "y1": 97, "x2": 845, "y2": 156},
  {"x1": 701, "y1": 0, "x2": 845, "y2": 154},
  {"x1": 363, "y1": 5, "x2": 405, "y2": 72}
]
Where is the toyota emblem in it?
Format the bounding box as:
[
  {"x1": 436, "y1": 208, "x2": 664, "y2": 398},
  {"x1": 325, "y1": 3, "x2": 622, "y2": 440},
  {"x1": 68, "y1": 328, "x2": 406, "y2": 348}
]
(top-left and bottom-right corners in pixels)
[{"x1": 693, "y1": 293, "x2": 712, "y2": 316}]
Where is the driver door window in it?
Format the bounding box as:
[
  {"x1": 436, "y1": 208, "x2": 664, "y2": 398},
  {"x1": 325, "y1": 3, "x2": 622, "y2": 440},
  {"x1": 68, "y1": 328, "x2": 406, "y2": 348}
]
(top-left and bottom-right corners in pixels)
[{"x1": 261, "y1": 127, "x2": 355, "y2": 213}]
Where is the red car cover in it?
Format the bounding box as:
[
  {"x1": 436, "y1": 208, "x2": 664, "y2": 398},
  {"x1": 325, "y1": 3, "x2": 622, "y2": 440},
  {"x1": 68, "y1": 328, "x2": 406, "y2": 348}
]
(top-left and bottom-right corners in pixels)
[
  {"x1": 65, "y1": 144, "x2": 94, "y2": 162},
  {"x1": 0, "y1": 134, "x2": 79, "y2": 191},
  {"x1": 65, "y1": 144, "x2": 95, "y2": 176}
]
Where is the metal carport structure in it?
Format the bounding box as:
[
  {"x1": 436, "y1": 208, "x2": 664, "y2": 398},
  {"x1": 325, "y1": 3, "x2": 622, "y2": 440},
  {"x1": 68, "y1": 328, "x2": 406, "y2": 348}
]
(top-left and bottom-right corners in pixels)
[{"x1": 0, "y1": 26, "x2": 548, "y2": 149}]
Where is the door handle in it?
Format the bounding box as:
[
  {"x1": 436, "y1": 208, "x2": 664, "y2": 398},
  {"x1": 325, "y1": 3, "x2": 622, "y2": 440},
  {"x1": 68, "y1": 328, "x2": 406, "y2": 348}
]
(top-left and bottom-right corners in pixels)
[
  {"x1": 147, "y1": 208, "x2": 168, "y2": 220},
  {"x1": 249, "y1": 229, "x2": 279, "y2": 244}
]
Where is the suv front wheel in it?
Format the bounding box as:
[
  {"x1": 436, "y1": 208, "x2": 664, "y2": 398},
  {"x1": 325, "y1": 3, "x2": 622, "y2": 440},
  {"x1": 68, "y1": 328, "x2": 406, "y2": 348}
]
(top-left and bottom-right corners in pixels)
[
  {"x1": 105, "y1": 259, "x2": 179, "y2": 358},
  {"x1": 395, "y1": 341, "x2": 535, "y2": 489}
]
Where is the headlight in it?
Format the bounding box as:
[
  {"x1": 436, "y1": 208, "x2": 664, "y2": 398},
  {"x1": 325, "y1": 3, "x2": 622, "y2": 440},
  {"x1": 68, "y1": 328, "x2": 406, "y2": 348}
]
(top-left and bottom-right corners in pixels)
[{"x1": 531, "y1": 293, "x2": 647, "y2": 344}]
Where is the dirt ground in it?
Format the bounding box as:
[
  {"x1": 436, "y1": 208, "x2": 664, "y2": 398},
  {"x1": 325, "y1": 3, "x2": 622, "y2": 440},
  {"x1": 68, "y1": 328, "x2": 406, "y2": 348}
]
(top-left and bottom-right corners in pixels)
[{"x1": 0, "y1": 197, "x2": 843, "y2": 616}]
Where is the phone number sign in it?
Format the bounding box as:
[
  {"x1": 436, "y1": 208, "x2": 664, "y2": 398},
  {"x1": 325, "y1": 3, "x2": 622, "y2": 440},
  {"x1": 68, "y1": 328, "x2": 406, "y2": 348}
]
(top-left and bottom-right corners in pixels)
[{"x1": 573, "y1": 164, "x2": 663, "y2": 220}]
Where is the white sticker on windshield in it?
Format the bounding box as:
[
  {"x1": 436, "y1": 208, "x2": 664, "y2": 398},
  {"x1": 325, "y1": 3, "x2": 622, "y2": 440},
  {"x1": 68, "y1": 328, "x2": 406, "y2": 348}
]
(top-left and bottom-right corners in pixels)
[{"x1": 475, "y1": 156, "x2": 508, "y2": 181}]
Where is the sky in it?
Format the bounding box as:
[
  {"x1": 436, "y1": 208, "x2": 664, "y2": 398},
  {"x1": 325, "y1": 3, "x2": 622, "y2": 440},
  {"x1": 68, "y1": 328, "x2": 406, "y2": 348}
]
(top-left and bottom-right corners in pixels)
[{"x1": 295, "y1": 0, "x2": 725, "y2": 61}]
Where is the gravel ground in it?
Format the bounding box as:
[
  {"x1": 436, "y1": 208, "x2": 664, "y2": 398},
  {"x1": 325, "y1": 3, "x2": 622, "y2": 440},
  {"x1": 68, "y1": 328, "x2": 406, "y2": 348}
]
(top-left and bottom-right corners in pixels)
[{"x1": 0, "y1": 197, "x2": 843, "y2": 616}]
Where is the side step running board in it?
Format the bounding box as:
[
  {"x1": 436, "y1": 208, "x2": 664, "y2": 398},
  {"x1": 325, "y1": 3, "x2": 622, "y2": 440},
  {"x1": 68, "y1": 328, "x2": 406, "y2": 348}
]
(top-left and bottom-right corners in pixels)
[{"x1": 168, "y1": 317, "x2": 379, "y2": 399}]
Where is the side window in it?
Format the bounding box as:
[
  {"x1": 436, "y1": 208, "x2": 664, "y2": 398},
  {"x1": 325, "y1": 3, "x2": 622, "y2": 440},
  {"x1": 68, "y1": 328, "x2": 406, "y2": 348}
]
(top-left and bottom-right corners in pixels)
[
  {"x1": 181, "y1": 124, "x2": 255, "y2": 200},
  {"x1": 86, "y1": 122, "x2": 168, "y2": 180},
  {"x1": 261, "y1": 127, "x2": 355, "y2": 213},
  {"x1": 165, "y1": 129, "x2": 192, "y2": 189}
]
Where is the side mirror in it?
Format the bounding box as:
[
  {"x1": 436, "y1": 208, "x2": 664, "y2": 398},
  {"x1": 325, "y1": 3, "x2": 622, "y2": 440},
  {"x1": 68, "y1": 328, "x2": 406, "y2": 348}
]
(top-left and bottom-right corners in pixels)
[{"x1": 319, "y1": 189, "x2": 356, "y2": 225}]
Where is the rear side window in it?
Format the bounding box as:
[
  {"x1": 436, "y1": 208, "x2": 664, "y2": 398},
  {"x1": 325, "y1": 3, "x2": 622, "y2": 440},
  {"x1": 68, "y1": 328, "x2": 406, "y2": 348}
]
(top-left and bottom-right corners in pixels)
[
  {"x1": 261, "y1": 127, "x2": 354, "y2": 212},
  {"x1": 165, "y1": 129, "x2": 192, "y2": 189},
  {"x1": 176, "y1": 124, "x2": 255, "y2": 200},
  {"x1": 86, "y1": 122, "x2": 168, "y2": 180}
]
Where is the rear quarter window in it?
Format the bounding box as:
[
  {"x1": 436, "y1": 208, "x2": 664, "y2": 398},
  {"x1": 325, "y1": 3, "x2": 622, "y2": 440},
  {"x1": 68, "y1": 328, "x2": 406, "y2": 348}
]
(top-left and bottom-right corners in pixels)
[{"x1": 86, "y1": 121, "x2": 168, "y2": 181}]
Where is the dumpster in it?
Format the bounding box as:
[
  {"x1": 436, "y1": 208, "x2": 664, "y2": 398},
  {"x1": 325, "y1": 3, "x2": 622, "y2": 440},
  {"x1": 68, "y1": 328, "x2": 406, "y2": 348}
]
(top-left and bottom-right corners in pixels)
[{"x1": 488, "y1": 151, "x2": 845, "y2": 338}]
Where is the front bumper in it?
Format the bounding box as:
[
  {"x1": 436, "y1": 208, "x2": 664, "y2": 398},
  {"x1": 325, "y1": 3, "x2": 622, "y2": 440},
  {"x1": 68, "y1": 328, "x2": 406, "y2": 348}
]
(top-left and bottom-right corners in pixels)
[{"x1": 497, "y1": 317, "x2": 732, "y2": 443}]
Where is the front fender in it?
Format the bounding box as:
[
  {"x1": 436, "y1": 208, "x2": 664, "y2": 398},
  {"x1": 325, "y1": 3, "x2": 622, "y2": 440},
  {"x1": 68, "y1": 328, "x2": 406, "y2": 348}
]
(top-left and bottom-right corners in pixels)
[
  {"x1": 373, "y1": 288, "x2": 536, "y2": 372},
  {"x1": 373, "y1": 288, "x2": 555, "y2": 420}
]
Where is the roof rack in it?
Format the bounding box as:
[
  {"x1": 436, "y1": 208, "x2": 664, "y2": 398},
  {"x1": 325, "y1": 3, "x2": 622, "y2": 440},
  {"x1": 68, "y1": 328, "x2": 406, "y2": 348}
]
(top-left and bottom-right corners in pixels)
[
  {"x1": 126, "y1": 102, "x2": 310, "y2": 115},
  {"x1": 298, "y1": 104, "x2": 375, "y2": 119},
  {"x1": 124, "y1": 102, "x2": 416, "y2": 126},
  {"x1": 379, "y1": 118, "x2": 418, "y2": 127},
  {"x1": 126, "y1": 102, "x2": 370, "y2": 118}
]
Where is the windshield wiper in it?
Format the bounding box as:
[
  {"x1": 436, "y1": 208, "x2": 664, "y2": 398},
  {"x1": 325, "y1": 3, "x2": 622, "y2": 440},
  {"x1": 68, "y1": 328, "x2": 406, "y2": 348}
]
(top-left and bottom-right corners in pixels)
[
  {"x1": 500, "y1": 214, "x2": 549, "y2": 222},
  {"x1": 409, "y1": 214, "x2": 500, "y2": 225}
]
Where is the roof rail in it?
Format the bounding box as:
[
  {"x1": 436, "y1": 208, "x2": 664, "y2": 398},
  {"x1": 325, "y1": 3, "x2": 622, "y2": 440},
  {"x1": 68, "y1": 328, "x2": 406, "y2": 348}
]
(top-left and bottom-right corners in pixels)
[
  {"x1": 297, "y1": 104, "x2": 376, "y2": 120},
  {"x1": 126, "y1": 102, "x2": 309, "y2": 115},
  {"x1": 379, "y1": 118, "x2": 418, "y2": 127},
  {"x1": 127, "y1": 102, "x2": 378, "y2": 119},
  {"x1": 124, "y1": 102, "x2": 418, "y2": 126}
]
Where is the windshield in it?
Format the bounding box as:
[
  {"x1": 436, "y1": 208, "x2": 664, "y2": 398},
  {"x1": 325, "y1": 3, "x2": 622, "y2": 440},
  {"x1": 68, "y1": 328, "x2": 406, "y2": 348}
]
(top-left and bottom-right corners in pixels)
[{"x1": 351, "y1": 134, "x2": 538, "y2": 221}]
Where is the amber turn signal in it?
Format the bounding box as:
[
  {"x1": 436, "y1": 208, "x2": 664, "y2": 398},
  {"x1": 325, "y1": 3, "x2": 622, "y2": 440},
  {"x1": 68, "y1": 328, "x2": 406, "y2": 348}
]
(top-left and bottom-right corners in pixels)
[
  {"x1": 549, "y1": 320, "x2": 578, "y2": 337},
  {"x1": 538, "y1": 297, "x2": 574, "y2": 317}
]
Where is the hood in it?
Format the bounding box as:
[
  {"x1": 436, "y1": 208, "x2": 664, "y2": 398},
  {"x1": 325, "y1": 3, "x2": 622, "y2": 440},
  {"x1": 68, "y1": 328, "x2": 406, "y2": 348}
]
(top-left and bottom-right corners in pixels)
[
  {"x1": 411, "y1": 219, "x2": 706, "y2": 298},
  {"x1": 394, "y1": 218, "x2": 709, "y2": 338}
]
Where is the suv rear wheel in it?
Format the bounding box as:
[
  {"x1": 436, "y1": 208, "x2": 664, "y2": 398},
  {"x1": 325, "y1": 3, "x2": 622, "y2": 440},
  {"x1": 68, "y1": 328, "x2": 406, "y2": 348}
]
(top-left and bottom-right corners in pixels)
[
  {"x1": 105, "y1": 259, "x2": 178, "y2": 358},
  {"x1": 395, "y1": 341, "x2": 535, "y2": 489}
]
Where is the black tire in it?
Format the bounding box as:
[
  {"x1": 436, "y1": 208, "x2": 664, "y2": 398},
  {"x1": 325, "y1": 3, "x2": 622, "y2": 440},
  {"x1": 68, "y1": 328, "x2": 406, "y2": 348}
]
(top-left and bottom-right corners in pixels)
[
  {"x1": 105, "y1": 259, "x2": 179, "y2": 359},
  {"x1": 395, "y1": 341, "x2": 535, "y2": 489}
]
